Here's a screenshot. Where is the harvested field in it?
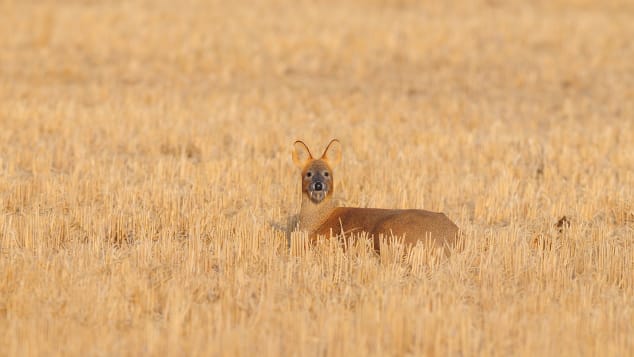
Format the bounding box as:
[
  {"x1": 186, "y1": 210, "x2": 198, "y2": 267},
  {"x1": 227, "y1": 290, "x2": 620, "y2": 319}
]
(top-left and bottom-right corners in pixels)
[{"x1": 0, "y1": 0, "x2": 633, "y2": 355}]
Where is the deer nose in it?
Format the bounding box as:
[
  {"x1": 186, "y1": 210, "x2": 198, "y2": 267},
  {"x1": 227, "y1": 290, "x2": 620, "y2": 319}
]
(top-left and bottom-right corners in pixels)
[{"x1": 314, "y1": 182, "x2": 323, "y2": 191}]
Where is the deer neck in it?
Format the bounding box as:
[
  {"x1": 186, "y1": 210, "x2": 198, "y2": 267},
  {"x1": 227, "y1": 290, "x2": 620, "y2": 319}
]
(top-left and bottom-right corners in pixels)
[{"x1": 298, "y1": 194, "x2": 337, "y2": 234}]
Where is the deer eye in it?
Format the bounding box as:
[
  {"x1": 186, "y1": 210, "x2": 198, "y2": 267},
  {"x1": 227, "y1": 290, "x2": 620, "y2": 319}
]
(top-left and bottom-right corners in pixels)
[
  {"x1": 323, "y1": 171, "x2": 329, "y2": 177},
  {"x1": 306, "y1": 172, "x2": 312, "y2": 177}
]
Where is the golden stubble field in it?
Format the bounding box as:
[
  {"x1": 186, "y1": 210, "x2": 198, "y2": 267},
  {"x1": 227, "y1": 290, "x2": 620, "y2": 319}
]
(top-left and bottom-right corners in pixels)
[{"x1": 1, "y1": 0, "x2": 633, "y2": 355}]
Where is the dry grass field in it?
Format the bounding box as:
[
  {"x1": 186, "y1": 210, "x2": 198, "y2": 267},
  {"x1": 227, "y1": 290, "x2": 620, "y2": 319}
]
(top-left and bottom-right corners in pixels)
[{"x1": 1, "y1": 0, "x2": 633, "y2": 355}]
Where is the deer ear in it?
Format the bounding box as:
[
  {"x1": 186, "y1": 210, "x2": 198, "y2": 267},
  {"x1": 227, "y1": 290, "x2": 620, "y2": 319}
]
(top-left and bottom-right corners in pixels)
[
  {"x1": 292, "y1": 140, "x2": 313, "y2": 168},
  {"x1": 321, "y1": 139, "x2": 341, "y2": 166}
]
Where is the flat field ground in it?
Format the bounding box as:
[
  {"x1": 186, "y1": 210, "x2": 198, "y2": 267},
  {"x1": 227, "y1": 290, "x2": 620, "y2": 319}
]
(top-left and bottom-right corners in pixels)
[{"x1": 1, "y1": 0, "x2": 633, "y2": 355}]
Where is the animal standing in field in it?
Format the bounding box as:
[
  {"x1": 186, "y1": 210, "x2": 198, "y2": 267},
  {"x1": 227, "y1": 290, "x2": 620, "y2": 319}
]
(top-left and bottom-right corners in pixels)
[{"x1": 292, "y1": 139, "x2": 460, "y2": 253}]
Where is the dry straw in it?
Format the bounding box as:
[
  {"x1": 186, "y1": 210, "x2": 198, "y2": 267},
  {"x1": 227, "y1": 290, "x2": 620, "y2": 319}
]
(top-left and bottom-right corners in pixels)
[{"x1": 1, "y1": 0, "x2": 633, "y2": 356}]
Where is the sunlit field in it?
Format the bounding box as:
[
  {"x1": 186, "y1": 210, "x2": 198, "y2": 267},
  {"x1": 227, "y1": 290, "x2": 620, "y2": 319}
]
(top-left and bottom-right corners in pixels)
[{"x1": 1, "y1": 0, "x2": 633, "y2": 355}]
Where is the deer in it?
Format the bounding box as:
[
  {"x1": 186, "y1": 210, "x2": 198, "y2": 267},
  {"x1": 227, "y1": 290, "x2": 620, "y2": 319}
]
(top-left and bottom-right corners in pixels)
[{"x1": 292, "y1": 139, "x2": 460, "y2": 254}]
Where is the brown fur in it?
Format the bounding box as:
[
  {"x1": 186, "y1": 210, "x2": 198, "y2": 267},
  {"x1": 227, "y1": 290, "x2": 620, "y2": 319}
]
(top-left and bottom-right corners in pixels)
[{"x1": 293, "y1": 139, "x2": 460, "y2": 253}]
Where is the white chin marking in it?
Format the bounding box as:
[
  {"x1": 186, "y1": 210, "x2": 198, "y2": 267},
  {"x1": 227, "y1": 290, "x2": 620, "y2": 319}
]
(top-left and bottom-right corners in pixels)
[{"x1": 309, "y1": 191, "x2": 327, "y2": 203}]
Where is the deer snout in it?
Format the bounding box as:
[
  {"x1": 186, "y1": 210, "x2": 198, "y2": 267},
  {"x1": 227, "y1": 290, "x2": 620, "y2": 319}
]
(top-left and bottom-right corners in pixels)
[
  {"x1": 309, "y1": 175, "x2": 330, "y2": 191},
  {"x1": 309, "y1": 179, "x2": 327, "y2": 193},
  {"x1": 307, "y1": 178, "x2": 329, "y2": 203}
]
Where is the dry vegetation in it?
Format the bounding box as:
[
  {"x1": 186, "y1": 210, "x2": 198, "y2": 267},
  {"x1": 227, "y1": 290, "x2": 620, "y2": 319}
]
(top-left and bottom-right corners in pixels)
[{"x1": 1, "y1": 0, "x2": 633, "y2": 355}]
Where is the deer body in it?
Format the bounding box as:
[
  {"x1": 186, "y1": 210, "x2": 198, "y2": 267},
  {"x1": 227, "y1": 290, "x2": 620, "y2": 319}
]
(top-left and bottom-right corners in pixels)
[{"x1": 293, "y1": 139, "x2": 460, "y2": 253}]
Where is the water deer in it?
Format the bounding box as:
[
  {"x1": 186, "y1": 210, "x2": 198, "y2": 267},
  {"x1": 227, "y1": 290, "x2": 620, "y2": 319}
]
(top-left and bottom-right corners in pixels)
[{"x1": 292, "y1": 139, "x2": 460, "y2": 253}]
